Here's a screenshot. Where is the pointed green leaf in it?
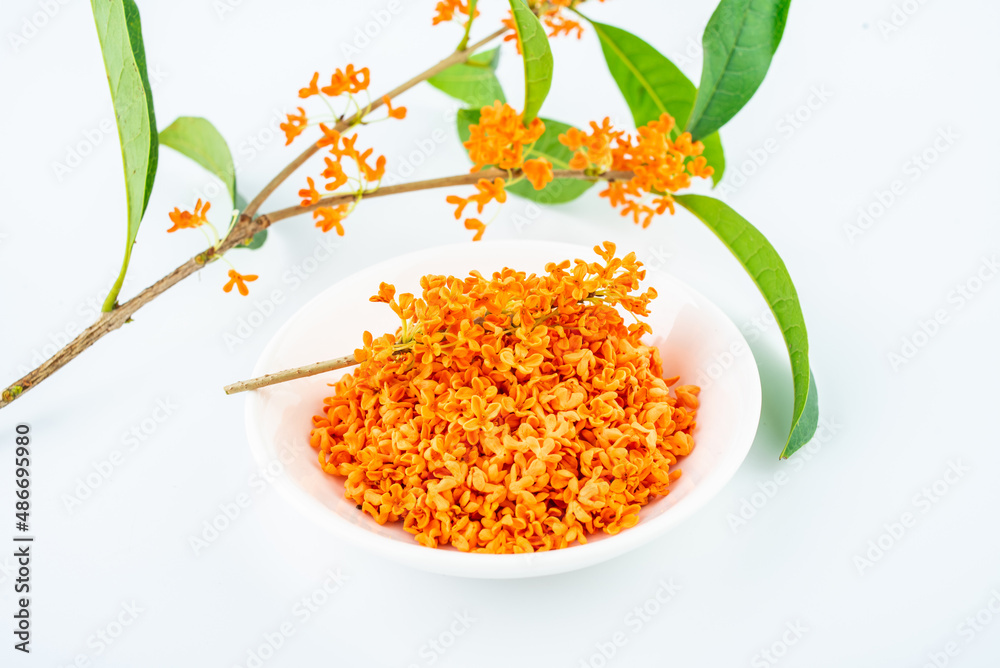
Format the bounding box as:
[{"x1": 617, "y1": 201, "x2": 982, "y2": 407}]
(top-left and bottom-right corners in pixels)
[
  {"x1": 91, "y1": 0, "x2": 158, "y2": 311},
  {"x1": 686, "y1": 0, "x2": 791, "y2": 140},
  {"x1": 673, "y1": 194, "x2": 816, "y2": 458},
  {"x1": 588, "y1": 19, "x2": 725, "y2": 186},
  {"x1": 428, "y1": 47, "x2": 506, "y2": 109},
  {"x1": 159, "y1": 116, "x2": 236, "y2": 204},
  {"x1": 456, "y1": 109, "x2": 593, "y2": 204},
  {"x1": 507, "y1": 0, "x2": 553, "y2": 121}
]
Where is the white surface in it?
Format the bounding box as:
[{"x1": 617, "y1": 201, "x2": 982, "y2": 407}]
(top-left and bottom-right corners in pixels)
[
  {"x1": 1, "y1": 0, "x2": 998, "y2": 665},
  {"x1": 246, "y1": 241, "x2": 762, "y2": 578}
]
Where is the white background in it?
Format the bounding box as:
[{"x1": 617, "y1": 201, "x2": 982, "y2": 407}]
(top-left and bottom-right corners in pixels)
[{"x1": 2, "y1": 0, "x2": 999, "y2": 666}]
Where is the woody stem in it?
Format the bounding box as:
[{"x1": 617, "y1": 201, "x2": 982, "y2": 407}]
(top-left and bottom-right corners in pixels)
[
  {"x1": 0, "y1": 165, "x2": 632, "y2": 410},
  {"x1": 0, "y1": 27, "x2": 512, "y2": 411},
  {"x1": 240, "y1": 26, "x2": 509, "y2": 222}
]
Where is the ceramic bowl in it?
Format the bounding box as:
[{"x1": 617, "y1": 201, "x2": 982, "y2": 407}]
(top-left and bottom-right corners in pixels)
[{"x1": 245, "y1": 241, "x2": 761, "y2": 578}]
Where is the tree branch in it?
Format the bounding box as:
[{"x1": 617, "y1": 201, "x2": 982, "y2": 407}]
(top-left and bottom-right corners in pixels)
[
  {"x1": 0, "y1": 162, "x2": 632, "y2": 409},
  {"x1": 0, "y1": 26, "x2": 510, "y2": 410}
]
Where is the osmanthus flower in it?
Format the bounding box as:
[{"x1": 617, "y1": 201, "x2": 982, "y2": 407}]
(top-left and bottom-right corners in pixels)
[
  {"x1": 499, "y1": 0, "x2": 607, "y2": 49},
  {"x1": 382, "y1": 95, "x2": 406, "y2": 120},
  {"x1": 446, "y1": 177, "x2": 507, "y2": 219},
  {"x1": 464, "y1": 101, "x2": 545, "y2": 171},
  {"x1": 448, "y1": 102, "x2": 552, "y2": 239},
  {"x1": 313, "y1": 204, "x2": 350, "y2": 236},
  {"x1": 559, "y1": 113, "x2": 714, "y2": 228},
  {"x1": 279, "y1": 108, "x2": 308, "y2": 146},
  {"x1": 166, "y1": 198, "x2": 211, "y2": 233},
  {"x1": 282, "y1": 66, "x2": 403, "y2": 236},
  {"x1": 223, "y1": 269, "x2": 258, "y2": 296},
  {"x1": 432, "y1": 0, "x2": 478, "y2": 26},
  {"x1": 280, "y1": 64, "x2": 404, "y2": 146},
  {"x1": 522, "y1": 158, "x2": 554, "y2": 190}
]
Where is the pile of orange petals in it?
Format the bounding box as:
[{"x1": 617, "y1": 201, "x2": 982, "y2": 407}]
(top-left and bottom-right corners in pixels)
[{"x1": 309, "y1": 243, "x2": 699, "y2": 553}]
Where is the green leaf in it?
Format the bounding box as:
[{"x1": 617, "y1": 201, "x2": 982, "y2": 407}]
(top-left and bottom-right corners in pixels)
[
  {"x1": 91, "y1": 0, "x2": 158, "y2": 312},
  {"x1": 507, "y1": 0, "x2": 553, "y2": 121},
  {"x1": 588, "y1": 19, "x2": 725, "y2": 186},
  {"x1": 456, "y1": 109, "x2": 593, "y2": 204},
  {"x1": 686, "y1": 0, "x2": 791, "y2": 141},
  {"x1": 241, "y1": 229, "x2": 267, "y2": 250},
  {"x1": 428, "y1": 47, "x2": 506, "y2": 109},
  {"x1": 159, "y1": 117, "x2": 237, "y2": 204},
  {"x1": 673, "y1": 194, "x2": 816, "y2": 458},
  {"x1": 159, "y1": 122, "x2": 263, "y2": 250}
]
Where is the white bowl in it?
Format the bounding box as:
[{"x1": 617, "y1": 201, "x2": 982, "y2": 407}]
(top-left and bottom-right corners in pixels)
[{"x1": 245, "y1": 241, "x2": 761, "y2": 578}]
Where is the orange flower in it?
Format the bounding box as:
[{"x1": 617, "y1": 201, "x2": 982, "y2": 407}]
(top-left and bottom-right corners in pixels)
[
  {"x1": 358, "y1": 149, "x2": 386, "y2": 181},
  {"x1": 316, "y1": 123, "x2": 341, "y2": 150},
  {"x1": 280, "y1": 107, "x2": 308, "y2": 145},
  {"x1": 686, "y1": 156, "x2": 714, "y2": 179},
  {"x1": 223, "y1": 269, "x2": 258, "y2": 297},
  {"x1": 522, "y1": 158, "x2": 553, "y2": 190},
  {"x1": 447, "y1": 177, "x2": 506, "y2": 219},
  {"x1": 313, "y1": 205, "x2": 350, "y2": 235},
  {"x1": 167, "y1": 199, "x2": 210, "y2": 233},
  {"x1": 322, "y1": 158, "x2": 348, "y2": 191},
  {"x1": 382, "y1": 95, "x2": 406, "y2": 120},
  {"x1": 559, "y1": 117, "x2": 620, "y2": 173},
  {"x1": 299, "y1": 177, "x2": 321, "y2": 206},
  {"x1": 433, "y1": 0, "x2": 477, "y2": 25},
  {"x1": 543, "y1": 12, "x2": 583, "y2": 39},
  {"x1": 464, "y1": 102, "x2": 545, "y2": 171},
  {"x1": 345, "y1": 65, "x2": 369, "y2": 93},
  {"x1": 335, "y1": 134, "x2": 360, "y2": 160},
  {"x1": 464, "y1": 217, "x2": 486, "y2": 241},
  {"x1": 322, "y1": 65, "x2": 369, "y2": 95},
  {"x1": 556, "y1": 113, "x2": 712, "y2": 227},
  {"x1": 299, "y1": 72, "x2": 320, "y2": 99},
  {"x1": 321, "y1": 70, "x2": 351, "y2": 97}
]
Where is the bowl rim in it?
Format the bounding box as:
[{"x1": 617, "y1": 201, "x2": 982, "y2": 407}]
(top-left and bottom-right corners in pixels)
[{"x1": 245, "y1": 240, "x2": 762, "y2": 578}]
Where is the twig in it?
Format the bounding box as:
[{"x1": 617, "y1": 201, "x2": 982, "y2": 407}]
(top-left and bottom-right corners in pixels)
[
  {"x1": 0, "y1": 27, "x2": 509, "y2": 410},
  {"x1": 241, "y1": 26, "x2": 509, "y2": 220},
  {"x1": 224, "y1": 354, "x2": 359, "y2": 394},
  {"x1": 261, "y1": 169, "x2": 633, "y2": 223}
]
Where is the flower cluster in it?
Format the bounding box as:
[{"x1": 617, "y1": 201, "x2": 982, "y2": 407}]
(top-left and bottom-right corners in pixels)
[
  {"x1": 560, "y1": 113, "x2": 715, "y2": 228},
  {"x1": 310, "y1": 243, "x2": 698, "y2": 553},
  {"x1": 282, "y1": 66, "x2": 406, "y2": 236},
  {"x1": 449, "y1": 102, "x2": 554, "y2": 240},
  {"x1": 164, "y1": 199, "x2": 258, "y2": 297},
  {"x1": 432, "y1": 0, "x2": 478, "y2": 26},
  {"x1": 167, "y1": 198, "x2": 210, "y2": 233},
  {"x1": 501, "y1": 0, "x2": 606, "y2": 49}
]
